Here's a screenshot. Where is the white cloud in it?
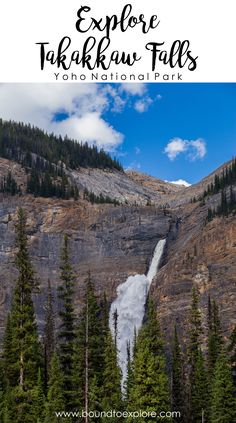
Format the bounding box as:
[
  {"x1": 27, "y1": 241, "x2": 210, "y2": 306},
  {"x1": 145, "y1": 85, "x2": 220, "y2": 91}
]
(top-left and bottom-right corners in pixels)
[
  {"x1": 135, "y1": 147, "x2": 141, "y2": 155},
  {"x1": 168, "y1": 179, "x2": 191, "y2": 187},
  {"x1": 51, "y1": 113, "x2": 123, "y2": 151},
  {"x1": 0, "y1": 83, "x2": 160, "y2": 150},
  {"x1": 156, "y1": 94, "x2": 162, "y2": 100},
  {"x1": 120, "y1": 83, "x2": 146, "y2": 96},
  {"x1": 103, "y1": 84, "x2": 126, "y2": 113},
  {"x1": 0, "y1": 83, "x2": 123, "y2": 151},
  {"x1": 189, "y1": 139, "x2": 207, "y2": 160},
  {"x1": 164, "y1": 138, "x2": 206, "y2": 161},
  {"x1": 134, "y1": 97, "x2": 153, "y2": 113},
  {"x1": 164, "y1": 138, "x2": 187, "y2": 160},
  {"x1": 0, "y1": 83, "x2": 158, "y2": 148}
]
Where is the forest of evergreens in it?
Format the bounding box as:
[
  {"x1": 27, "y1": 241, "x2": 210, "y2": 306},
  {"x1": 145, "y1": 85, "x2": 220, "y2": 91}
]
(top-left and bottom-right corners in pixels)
[
  {"x1": 0, "y1": 119, "x2": 123, "y2": 202},
  {"x1": 0, "y1": 119, "x2": 123, "y2": 172},
  {"x1": 0, "y1": 208, "x2": 235, "y2": 422},
  {"x1": 204, "y1": 158, "x2": 236, "y2": 221}
]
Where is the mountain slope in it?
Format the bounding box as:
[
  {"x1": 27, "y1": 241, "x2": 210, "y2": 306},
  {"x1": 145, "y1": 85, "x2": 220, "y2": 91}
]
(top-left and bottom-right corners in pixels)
[{"x1": 0, "y1": 120, "x2": 235, "y2": 352}]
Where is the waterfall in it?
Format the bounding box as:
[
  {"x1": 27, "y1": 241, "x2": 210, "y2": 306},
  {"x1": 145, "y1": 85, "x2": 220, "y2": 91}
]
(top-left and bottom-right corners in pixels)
[{"x1": 109, "y1": 238, "x2": 166, "y2": 387}]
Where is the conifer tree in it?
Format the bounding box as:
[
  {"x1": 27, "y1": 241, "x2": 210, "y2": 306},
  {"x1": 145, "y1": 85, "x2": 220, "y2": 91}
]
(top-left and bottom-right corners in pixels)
[
  {"x1": 2, "y1": 208, "x2": 41, "y2": 423},
  {"x1": 100, "y1": 292, "x2": 109, "y2": 337},
  {"x1": 113, "y1": 308, "x2": 119, "y2": 350},
  {"x1": 57, "y1": 234, "x2": 76, "y2": 409},
  {"x1": 124, "y1": 342, "x2": 134, "y2": 406},
  {"x1": 129, "y1": 297, "x2": 170, "y2": 421},
  {"x1": 43, "y1": 280, "x2": 55, "y2": 389},
  {"x1": 191, "y1": 350, "x2": 209, "y2": 423},
  {"x1": 9, "y1": 208, "x2": 40, "y2": 389},
  {"x1": 207, "y1": 297, "x2": 223, "y2": 374},
  {"x1": 187, "y1": 287, "x2": 208, "y2": 422},
  {"x1": 188, "y1": 287, "x2": 202, "y2": 365},
  {"x1": 171, "y1": 326, "x2": 186, "y2": 422},
  {"x1": 210, "y1": 350, "x2": 236, "y2": 423},
  {"x1": 101, "y1": 330, "x2": 122, "y2": 420},
  {"x1": 32, "y1": 369, "x2": 45, "y2": 423},
  {"x1": 44, "y1": 353, "x2": 66, "y2": 423},
  {"x1": 228, "y1": 325, "x2": 236, "y2": 388},
  {"x1": 72, "y1": 272, "x2": 104, "y2": 415}
]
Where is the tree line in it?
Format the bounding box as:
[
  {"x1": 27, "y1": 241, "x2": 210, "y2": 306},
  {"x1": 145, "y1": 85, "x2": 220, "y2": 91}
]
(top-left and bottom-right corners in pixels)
[
  {"x1": 204, "y1": 158, "x2": 236, "y2": 197},
  {"x1": 0, "y1": 119, "x2": 123, "y2": 172},
  {"x1": 83, "y1": 188, "x2": 120, "y2": 206},
  {"x1": 0, "y1": 208, "x2": 235, "y2": 422},
  {"x1": 0, "y1": 168, "x2": 121, "y2": 205},
  {"x1": 203, "y1": 158, "x2": 236, "y2": 221},
  {"x1": 27, "y1": 169, "x2": 80, "y2": 201},
  {"x1": 206, "y1": 186, "x2": 236, "y2": 222},
  {"x1": 0, "y1": 120, "x2": 124, "y2": 203}
]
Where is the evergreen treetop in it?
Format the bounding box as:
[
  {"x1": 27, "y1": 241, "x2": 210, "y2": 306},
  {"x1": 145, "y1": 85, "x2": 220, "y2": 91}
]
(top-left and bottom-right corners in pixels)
[
  {"x1": 45, "y1": 353, "x2": 66, "y2": 423},
  {"x1": 207, "y1": 297, "x2": 223, "y2": 373},
  {"x1": 128, "y1": 297, "x2": 170, "y2": 421},
  {"x1": 211, "y1": 349, "x2": 236, "y2": 423},
  {"x1": 171, "y1": 325, "x2": 186, "y2": 422},
  {"x1": 58, "y1": 234, "x2": 76, "y2": 409},
  {"x1": 5, "y1": 208, "x2": 41, "y2": 391}
]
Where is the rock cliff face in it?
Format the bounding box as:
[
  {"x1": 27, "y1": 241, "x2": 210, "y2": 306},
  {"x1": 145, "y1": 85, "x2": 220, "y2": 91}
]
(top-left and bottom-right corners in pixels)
[
  {"x1": 0, "y1": 193, "x2": 172, "y2": 339},
  {"x1": 151, "y1": 201, "x2": 236, "y2": 350},
  {"x1": 69, "y1": 167, "x2": 182, "y2": 205},
  {"x1": 0, "y1": 157, "x2": 235, "y2": 348}
]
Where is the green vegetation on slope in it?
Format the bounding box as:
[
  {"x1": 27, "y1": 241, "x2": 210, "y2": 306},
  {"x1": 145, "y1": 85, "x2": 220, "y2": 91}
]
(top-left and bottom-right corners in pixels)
[
  {"x1": 0, "y1": 119, "x2": 123, "y2": 171},
  {"x1": 0, "y1": 119, "x2": 123, "y2": 202}
]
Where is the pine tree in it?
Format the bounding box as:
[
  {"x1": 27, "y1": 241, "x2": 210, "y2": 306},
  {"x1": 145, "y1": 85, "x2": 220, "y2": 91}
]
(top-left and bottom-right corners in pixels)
[
  {"x1": 32, "y1": 369, "x2": 45, "y2": 423},
  {"x1": 210, "y1": 350, "x2": 236, "y2": 423},
  {"x1": 207, "y1": 297, "x2": 223, "y2": 374},
  {"x1": 113, "y1": 308, "x2": 118, "y2": 351},
  {"x1": 57, "y1": 234, "x2": 76, "y2": 409},
  {"x1": 188, "y1": 287, "x2": 202, "y2": 365},
  {"x1": 8, "y1": 208, "x2": 41, "y2": 389},
  {"x1": 43, "y1": 280, "x2": 55, "y2": 389},
  {"x1": 2, "y1": 208, "x2": 41, "y2": 422},
  {"x1": 100, "y1": 292, "x2": 109, "y2": 342},
  {"x1": 228, "y1": 325, "x2": 236, "y2": 388},
  {"x1": 129, "y1": 297, "x2": 170, "y2": 422},
  {"x1": 99, "y1": 292, "x2": 123, "y2": 417},
  {"x1": 187, "y1": 287, "x2": 208, "y2": 422},
  {"x1": 4, "y1": 386, "x2": 36, "y2": 423},
  {"x1": 141, "y1": 297, "x2": 164, "y2": 355},
  {"x1": 171, "y1": 326, "x2": 186, "y2": 422},
  {"x1": 101, "y1": 330, "x2": 122, "y2": 420},
  {"x1": 191, "y1": 350, "x2": 209, "y2": 423},
  {"x1": 72, "y1": 272, "x2": 105, "y2": 415},
  {"x1": 44, "y1": 353, "x2": 66, "y2": 423},
  {"x1": 124, "y1": 342, "x2": 134, "y2": 406}
]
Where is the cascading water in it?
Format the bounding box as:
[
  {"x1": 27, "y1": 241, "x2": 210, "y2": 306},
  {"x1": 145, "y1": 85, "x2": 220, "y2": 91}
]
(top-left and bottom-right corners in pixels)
[{"x1": 109, "y1": 238, "x2": 166, "y2": 387}]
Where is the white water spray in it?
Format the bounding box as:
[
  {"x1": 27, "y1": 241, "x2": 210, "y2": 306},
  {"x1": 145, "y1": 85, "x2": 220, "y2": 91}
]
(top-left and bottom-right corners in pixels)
[{"x1": 109, "y1": 239, "x2": 166, "y2": 386}]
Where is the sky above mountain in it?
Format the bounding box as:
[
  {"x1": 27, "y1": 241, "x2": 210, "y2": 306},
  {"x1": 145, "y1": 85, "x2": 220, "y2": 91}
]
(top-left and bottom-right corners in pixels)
[{"x1": 0, "y1": 83, "x2": 235, "y2": 184}]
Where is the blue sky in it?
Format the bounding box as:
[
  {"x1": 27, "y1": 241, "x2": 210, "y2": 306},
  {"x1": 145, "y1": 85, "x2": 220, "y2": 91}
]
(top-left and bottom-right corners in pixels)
[
  {"x1": 0, "y1": 83, "x2": 235, "y2": 185},
  {"x1": 105, "y1": 83, "x2": 236, "y2": 184}
]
